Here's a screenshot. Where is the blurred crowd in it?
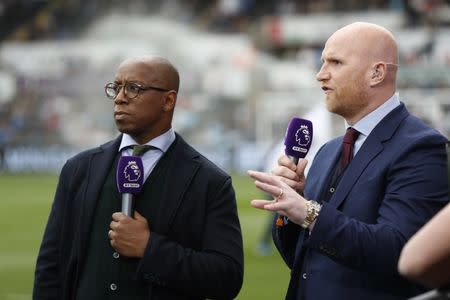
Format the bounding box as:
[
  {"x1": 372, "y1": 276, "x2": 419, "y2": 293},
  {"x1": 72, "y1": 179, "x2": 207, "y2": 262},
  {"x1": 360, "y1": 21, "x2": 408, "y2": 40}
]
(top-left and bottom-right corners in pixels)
[
  {"x1": 0, "y1": 0, "x2": 450, "y2": 172},
  {"x1": 2, "y1": 0, "x2": 450, "y2": 41}
]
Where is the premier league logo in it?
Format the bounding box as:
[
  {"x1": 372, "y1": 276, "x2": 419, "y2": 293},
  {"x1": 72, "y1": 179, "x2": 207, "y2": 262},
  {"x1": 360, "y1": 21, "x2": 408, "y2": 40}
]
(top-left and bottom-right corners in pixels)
[
  {"x1": 124, "y1": 160, "x2": 142, "y2": 182},
  {"x1": 285, "y1": 118, "x2": 313, "y2": 158},
  {"x1": 117, "y1": 156, "x2": 144, "y2": 193},
  {"x1": 295, "y1": 125, "x2": 311, "y2": 147}
]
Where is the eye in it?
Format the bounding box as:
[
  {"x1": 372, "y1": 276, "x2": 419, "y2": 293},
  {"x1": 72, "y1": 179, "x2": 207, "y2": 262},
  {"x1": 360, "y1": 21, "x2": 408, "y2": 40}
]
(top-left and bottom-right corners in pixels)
[
  {"x1": 127, "y1": 83, "x2": 141, "y2": 93},
  {"x1": 330, "y1": 59, "x2": 342, "y2": 65},
  {"x1": 114, "y1": 83, "x2": 122, "y2": 91}
]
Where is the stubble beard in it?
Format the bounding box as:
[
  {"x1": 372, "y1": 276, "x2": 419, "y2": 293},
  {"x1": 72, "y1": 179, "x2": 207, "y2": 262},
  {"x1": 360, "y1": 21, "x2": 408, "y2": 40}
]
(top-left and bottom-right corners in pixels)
[{"x1": 326, "y1": 82, "x2": 369, "y2": 121}]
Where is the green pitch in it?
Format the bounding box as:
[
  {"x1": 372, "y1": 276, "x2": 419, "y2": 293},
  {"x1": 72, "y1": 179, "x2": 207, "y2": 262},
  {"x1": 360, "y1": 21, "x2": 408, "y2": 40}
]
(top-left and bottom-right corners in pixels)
[{"x1": 0, "y1": 173, "x2": 289, "y2": 299}]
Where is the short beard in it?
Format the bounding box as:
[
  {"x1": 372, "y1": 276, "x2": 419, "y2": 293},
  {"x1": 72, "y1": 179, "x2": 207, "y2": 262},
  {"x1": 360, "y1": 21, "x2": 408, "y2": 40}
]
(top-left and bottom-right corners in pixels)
[{"x1": 329, "y1": 81, "x2": 369, "y2": 121}]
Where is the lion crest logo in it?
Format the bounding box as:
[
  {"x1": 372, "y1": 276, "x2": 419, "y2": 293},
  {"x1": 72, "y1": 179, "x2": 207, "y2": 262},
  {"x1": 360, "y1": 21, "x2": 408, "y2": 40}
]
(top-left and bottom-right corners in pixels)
[
  {"x1": 124, "y1": 161, "x2": 142, "y2": 182},
  {"x1": 295, "y1": 125, "x2": 311, "y2": 146}
]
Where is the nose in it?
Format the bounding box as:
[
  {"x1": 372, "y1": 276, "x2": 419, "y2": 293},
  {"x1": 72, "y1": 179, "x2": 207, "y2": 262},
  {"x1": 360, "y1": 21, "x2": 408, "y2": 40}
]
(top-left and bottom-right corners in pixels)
[
  {"x1": 114, "y1": 86, "x2": 128, "y2": 104},
  {"x1": 316, "y1": 64, "x2": 329, "y2": 82}
]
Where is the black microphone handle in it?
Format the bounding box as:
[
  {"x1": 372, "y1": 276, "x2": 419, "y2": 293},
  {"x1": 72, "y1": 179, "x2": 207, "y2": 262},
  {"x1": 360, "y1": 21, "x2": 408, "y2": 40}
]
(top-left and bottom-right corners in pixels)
[
  {"x1": 287, "y1": 155, "x2": 299, "y2": 165},
  {"x1": 121, "y1": 193, "x2": 134, "y2": 217}
]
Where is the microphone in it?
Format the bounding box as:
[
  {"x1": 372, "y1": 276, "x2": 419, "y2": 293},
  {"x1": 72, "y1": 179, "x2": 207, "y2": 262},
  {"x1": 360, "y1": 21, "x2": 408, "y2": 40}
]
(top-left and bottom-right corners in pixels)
[
  {"x1": 116, "y1": 156, "x2": 145, "y2": 217},
  {"x1": 277, "y1": 117, "x2": 313, "y2": 227},
  {"x1": 284, "y1": 117, "x2": 313, "y2": 164}
]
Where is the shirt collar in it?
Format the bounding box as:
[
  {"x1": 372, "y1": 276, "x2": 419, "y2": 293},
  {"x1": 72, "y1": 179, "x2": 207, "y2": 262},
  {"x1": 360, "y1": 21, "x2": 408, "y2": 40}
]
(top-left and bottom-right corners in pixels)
[
  {"x1": 346, "y1": 93, "x2": 401, "y2": 137},
  {"x1": 118, "y1": 128, "x2": 176, "y2": 153}
]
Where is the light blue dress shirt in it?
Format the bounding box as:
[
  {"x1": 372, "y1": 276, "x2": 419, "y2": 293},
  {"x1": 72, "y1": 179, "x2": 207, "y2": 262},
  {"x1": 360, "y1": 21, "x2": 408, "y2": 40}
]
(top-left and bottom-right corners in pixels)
[
  {"x1": 348, "y1": 93, "x2": 401, "y2": 156},
  {"x1": 118, "y1": 128, "x2": 176, "y2": 181}
]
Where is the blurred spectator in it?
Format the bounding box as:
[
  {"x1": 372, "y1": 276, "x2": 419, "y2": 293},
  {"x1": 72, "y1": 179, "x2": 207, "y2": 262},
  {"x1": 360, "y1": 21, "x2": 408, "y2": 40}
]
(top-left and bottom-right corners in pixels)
[{"x1": 0, "y1": 116, "x2": 11, "y2": 171}]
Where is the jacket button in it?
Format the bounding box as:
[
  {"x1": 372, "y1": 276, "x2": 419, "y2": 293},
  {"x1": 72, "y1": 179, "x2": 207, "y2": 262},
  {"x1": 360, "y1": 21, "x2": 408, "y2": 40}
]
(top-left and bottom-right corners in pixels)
[
  {"x1": 302, "y1": 273, "x2": 307, "y2": 279},
  {"x1": 113, "y1": 251, "x2": 120, "y2": 259},
  {"x1": 110, "y1": 283, "x2": 117, "y2": 291}
]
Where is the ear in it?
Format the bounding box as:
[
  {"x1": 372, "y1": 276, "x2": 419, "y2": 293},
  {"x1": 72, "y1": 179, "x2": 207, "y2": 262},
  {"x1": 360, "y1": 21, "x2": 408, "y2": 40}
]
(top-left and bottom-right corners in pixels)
[
  {"x1": 162, "y1": 91, "x2": 177, "y2": 112},
  {"x1": 369, "y1": 63, "x2": 386, "y2": 86},
  {"x1": 371, "y1": 69, "x2": 378, "y2": 79}
]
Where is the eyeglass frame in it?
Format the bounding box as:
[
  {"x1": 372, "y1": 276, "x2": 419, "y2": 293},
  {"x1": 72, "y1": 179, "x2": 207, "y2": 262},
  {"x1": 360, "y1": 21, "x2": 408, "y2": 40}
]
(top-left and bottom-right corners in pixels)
[{"x1": 104, "y1": 81, "x2": 172, "y2": 100}]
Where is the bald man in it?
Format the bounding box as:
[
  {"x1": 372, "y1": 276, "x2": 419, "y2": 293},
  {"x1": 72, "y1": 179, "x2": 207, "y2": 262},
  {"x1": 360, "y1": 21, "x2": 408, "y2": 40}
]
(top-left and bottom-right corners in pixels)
[
  {"x1": 249, "y1": 22, "x2": 448, "y2": 299},
  {"x1": 33, "y1": 56, "x2": 243, "y2": 300}
]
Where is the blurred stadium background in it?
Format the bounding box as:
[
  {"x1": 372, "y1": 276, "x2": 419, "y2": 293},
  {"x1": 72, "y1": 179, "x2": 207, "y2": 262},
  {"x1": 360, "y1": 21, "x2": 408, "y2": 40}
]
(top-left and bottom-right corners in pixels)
[{"x1": 0, "y1": 0, "x2": 449, "y2": 299}]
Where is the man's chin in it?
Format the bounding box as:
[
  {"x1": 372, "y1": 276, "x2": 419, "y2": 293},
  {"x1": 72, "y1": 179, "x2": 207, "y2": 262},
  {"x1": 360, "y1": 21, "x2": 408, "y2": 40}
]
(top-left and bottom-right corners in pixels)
[
  {"x1": 116, "y1": 126, "x2": 133, "y2": 135},
  {"x1": 325, "y1": 98, "x2": 337, "y2": 113}
]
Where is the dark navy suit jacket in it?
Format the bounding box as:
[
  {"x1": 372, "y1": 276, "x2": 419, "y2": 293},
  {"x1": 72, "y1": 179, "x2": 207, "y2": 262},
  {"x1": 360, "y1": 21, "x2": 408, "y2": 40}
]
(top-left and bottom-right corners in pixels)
[
  {"x1": 274, "y1": 103, "x2": 449, "y2": 300},
  {"x1": 33, "y1": 134, "x2": 243, "y2": 300}
]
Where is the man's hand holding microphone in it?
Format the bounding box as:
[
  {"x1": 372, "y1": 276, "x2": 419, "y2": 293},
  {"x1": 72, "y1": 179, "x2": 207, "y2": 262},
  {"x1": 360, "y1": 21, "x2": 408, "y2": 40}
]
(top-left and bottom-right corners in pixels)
[{"x1": 249, "y1": 118, "x2": 322, "y2": 230}]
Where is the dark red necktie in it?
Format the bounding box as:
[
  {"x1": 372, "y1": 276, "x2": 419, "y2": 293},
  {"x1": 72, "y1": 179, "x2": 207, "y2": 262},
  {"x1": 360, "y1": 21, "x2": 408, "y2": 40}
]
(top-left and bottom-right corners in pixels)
[{"x1": 336, "y1": 127, "x2": 360, "y2": 177}]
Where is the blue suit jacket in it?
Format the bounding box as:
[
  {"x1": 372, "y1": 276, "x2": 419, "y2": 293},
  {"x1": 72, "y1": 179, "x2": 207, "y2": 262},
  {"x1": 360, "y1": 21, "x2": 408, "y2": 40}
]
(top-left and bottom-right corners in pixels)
[{"x1": 273, "y1": 103, "x2": 449, "y2": 300}]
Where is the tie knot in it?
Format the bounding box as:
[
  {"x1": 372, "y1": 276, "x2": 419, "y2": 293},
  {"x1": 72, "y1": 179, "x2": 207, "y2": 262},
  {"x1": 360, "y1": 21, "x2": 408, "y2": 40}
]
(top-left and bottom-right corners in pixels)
[
  {"x1": 343, "y1": 127, "x2": 360, "y2": 145},
  {"x1": 132, "y1": 145, "x2": 156, "y2": 156}
]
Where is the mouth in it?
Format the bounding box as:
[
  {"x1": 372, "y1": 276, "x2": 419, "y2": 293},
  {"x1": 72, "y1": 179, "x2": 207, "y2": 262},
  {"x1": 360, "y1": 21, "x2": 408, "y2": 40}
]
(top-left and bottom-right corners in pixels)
[
  {"x1": 321, "y1": 86, "x2": 333, "y2": 94},
  {"x1": 114, "y1": 111, "x2": 130, "y2": 120}
]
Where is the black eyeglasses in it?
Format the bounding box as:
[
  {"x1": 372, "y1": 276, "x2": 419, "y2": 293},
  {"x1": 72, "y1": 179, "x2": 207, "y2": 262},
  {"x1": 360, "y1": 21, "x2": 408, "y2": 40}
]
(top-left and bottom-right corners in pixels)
[{"x1": 104, "y1": 82, "x2": 170, "y2": 100}]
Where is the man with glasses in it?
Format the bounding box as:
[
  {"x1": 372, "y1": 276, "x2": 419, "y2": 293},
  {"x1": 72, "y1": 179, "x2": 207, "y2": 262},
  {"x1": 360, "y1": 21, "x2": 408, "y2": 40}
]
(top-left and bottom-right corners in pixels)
[{"x1": 33, "y1": 55, "x2": 243, "y2": 300}]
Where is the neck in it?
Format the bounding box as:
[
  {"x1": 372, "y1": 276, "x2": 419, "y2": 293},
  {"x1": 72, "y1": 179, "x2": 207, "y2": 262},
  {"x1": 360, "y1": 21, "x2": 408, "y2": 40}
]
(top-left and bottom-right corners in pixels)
[{"x1": 130, "y1": 126, "x2": 172, "y2": 145}]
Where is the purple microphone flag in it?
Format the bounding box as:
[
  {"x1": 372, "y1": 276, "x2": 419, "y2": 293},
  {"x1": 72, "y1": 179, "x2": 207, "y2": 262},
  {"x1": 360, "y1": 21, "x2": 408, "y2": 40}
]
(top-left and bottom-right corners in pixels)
[
  {"x1": 284, "y1": 117, "x2": 313, "y2": 159},
  {"x1": 116, "y1": 156, "x2": 145, "y2": 194}
]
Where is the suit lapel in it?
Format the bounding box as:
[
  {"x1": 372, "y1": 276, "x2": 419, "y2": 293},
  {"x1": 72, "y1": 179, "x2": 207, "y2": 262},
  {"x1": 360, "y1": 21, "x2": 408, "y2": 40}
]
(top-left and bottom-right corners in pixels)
[
  {"x1": 154, "y1": 134, "x2": 200, "y2": 234},
  {"x1": 78, "y1": 136, "x2": 121, "y2": 254},
  {"x1": 305, "y1": 139, "x2": 341, "y2": 200},
  {"x1": 76, "y1": 133, "x2": 200, "y2": 240},
  {"x1": 329, "y1": 103, "x2": 409, "y2": 209},
  {"x1": 329, "y1": 138, "x2": 383, "y2": 208}
]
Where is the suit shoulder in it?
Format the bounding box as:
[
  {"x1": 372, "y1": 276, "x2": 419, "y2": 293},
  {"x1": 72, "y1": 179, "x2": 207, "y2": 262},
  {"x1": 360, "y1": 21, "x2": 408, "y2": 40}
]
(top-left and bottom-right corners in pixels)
[
  {"x1": 65, "y1": 139, "x2": 116, "y2": 166},
  {"x1": 176, "y1": 134, "x2": 230, "y2": 178},
  {"x1": 194, "y1": 149, "x2": 230, "y2": 180},
  {"x1": 399, "y1": 115, "x2": 447, "y2": 144},
  {"x1": 178, "y1": 138, "x2": 230, "y2": 180}
]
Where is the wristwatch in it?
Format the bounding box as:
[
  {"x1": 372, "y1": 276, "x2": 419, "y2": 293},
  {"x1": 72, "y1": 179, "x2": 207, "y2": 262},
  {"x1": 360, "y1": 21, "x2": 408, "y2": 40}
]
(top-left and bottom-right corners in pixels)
[{"x1": 300, "y1": 200, "x2": 322, "y2": 229}]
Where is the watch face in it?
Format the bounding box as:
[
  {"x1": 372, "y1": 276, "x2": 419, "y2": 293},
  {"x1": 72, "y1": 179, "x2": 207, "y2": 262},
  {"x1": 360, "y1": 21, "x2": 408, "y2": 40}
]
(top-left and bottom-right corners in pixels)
[{"x1": 301, "y1": 201, "x2": 322, "y2": 229}]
